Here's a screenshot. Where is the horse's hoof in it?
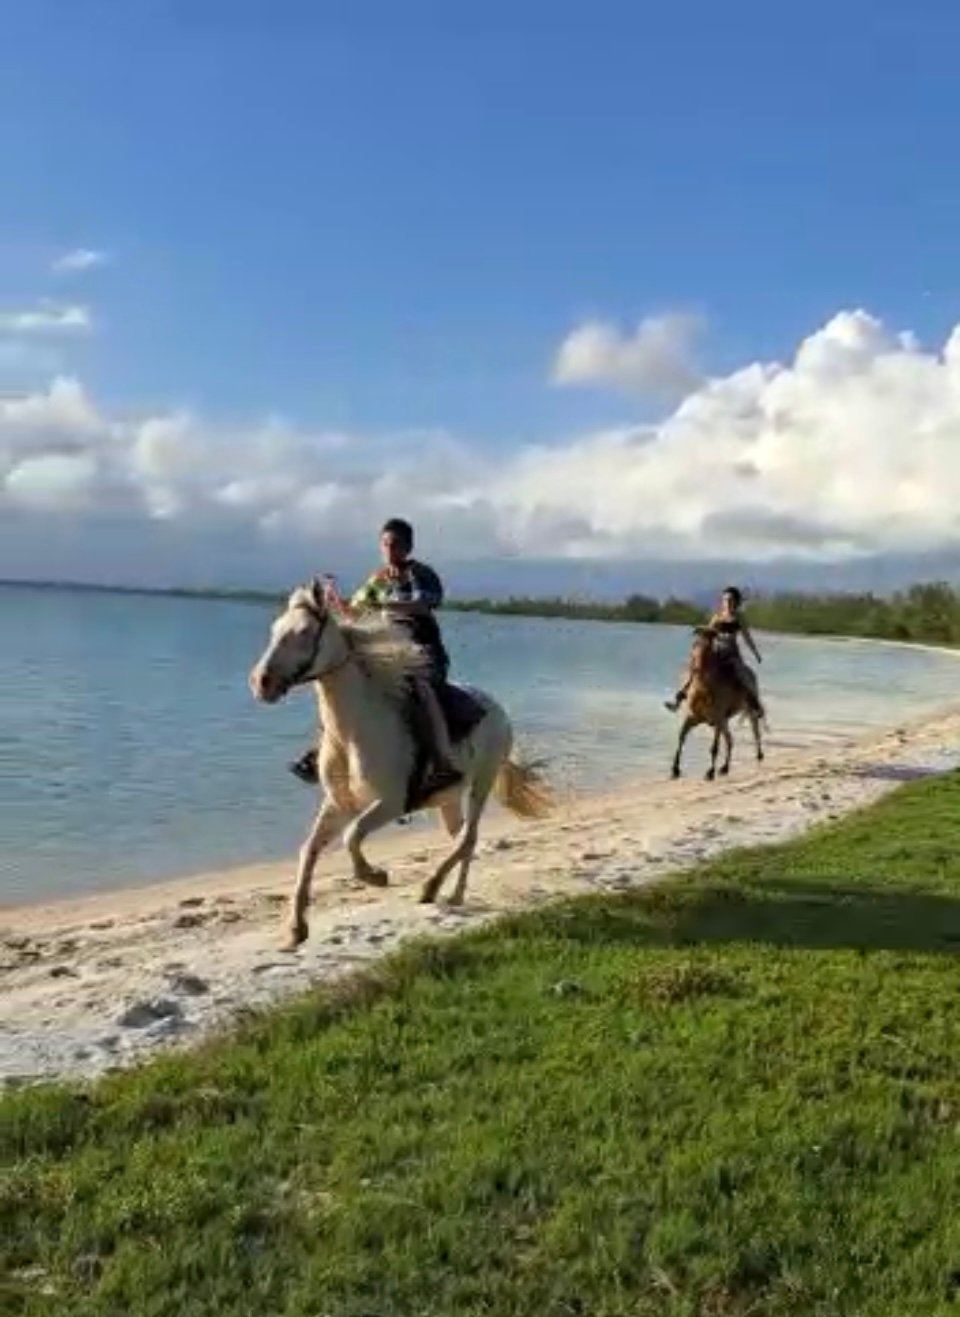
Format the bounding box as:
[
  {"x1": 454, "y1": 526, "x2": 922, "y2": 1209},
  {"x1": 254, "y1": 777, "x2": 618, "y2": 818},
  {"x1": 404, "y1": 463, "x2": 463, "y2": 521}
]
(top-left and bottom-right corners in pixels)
[
  {"x1": 361, "y1": 867, "x2": 389, "y2": 888},
  {"x1": 282, "y1": 924, "x2": 308, "y2": 952},
  {"x1": 705, "y1": 769, "x2": 716, "y2": 782},
  {"x1": 419, "y1": 887, "x2": 438, "y2": 904},
  {"x1": 671, "y1": 767, "x2": 681, "y2": 780},
  {"x1": 719, "y1": 765, "x2": 730, "y2": 777}
]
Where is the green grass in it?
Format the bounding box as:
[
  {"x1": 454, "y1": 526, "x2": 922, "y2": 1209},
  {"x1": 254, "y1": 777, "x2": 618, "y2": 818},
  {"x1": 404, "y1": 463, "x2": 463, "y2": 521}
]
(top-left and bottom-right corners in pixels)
[{"x1": 7, "y1": 775, "x2": 960, "y2": 1315}]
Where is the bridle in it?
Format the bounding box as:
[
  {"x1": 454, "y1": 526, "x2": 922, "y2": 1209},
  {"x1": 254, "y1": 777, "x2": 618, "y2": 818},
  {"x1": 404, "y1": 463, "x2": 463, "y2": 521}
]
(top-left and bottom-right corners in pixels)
[{"x1": 282, "y1": 599, "x2": 349, "y2": 689}]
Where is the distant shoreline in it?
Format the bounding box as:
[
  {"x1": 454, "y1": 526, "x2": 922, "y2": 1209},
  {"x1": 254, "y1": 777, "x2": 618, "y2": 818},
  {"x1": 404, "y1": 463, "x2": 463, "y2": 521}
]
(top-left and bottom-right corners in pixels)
[
  {"x1": 5, "y1": 575, "x2": 960, "y2": 649},
  {"x1": 0, "y1": 577, "x2": 283, "y2": 607}
]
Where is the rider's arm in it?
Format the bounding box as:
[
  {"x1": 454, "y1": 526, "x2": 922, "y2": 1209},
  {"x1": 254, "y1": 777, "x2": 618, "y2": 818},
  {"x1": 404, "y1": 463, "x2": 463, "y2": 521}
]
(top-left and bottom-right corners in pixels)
[
  {"x1": 320, "y1": 575, "x2": 351, "y2": 613},
  {"x1": 741, "y1": 621, "x2": 762, "y2": 662},
  {"x1": 345, "y1": 572, "x2": 385, "y2": 615}
]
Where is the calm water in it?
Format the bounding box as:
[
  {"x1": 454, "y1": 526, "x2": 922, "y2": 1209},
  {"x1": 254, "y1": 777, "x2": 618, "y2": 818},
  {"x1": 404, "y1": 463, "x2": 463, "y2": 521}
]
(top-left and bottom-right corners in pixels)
[{"x1": 2, "y1": 584, "x2": 959, "y2": 906}]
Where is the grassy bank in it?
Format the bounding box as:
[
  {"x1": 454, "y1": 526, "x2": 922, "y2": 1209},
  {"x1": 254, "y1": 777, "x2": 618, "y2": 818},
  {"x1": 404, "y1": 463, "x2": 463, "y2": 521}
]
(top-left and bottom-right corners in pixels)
[{"x1": 7, "y1": 775, "x2": 960, "y2": 1314}]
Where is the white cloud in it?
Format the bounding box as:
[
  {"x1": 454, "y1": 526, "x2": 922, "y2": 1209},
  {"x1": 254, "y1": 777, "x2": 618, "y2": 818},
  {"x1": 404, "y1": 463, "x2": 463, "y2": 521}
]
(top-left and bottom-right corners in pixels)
[
  {"x1": 552, "y1": 311, "x2": 704, "y2": 399},
  {"x1": 0, "y1": 303, "x2": 92, "y2": 335},
  {"x1": 5, "y1": 308, "x2": 960, "y2": 575},
  {"x1": 5, "y1": 453, "x2": 101, "y2": 511},
  {"x1": 52, "y1": 248, "x2": 108, "y2": 275}
]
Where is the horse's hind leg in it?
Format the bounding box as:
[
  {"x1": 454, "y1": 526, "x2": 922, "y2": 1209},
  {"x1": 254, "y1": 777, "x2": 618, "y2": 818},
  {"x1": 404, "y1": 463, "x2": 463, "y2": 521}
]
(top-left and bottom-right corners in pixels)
[
  {"x1": 286, "y1": 800, "x2": 345, "y2": 950},
  {"x1": 421, "y1": 762, "x2": 497, "y2": 907},
  {"x1": 719, "y1": 724, "x2": 733, "y2": 776},
  {"x1": 706, "y1": 730, "x2": 718, "y2": 780},
  {"x1": 421, "y1": 795, "x2": 475, "y2": 905},
  {"x1": 750, "y1": 711, "x2": 765, "y2": 764},
  {"x1": 417, "y1": 797, "x2": 465, "y2": 905},
  {"x1": 437, "y1": 796, "x2": 464, "y2": 840},
  {"x1": 671, "y1": 715, "x2": 696, "y2": 779}
]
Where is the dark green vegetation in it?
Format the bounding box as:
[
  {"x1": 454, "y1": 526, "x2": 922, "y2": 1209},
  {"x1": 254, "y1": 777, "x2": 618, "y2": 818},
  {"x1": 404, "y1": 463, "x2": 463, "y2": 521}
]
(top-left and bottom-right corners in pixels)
[
  {"x1": 7, "y1": 774, "x2": 960, "y2": 1314},
  {"x1": 453, "y1": 591, "x2": 704, "y2": 626},
  {"x1": 8, "y1": 575, "x2": 960, "y2": 645},
  {"x1": 455, "y1": 580, "x2": 960, "y2": 644}
]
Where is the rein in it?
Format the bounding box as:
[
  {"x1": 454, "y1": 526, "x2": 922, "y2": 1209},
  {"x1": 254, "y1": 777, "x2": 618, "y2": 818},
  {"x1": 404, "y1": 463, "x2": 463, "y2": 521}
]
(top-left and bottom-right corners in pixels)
[{"x1": 287, "y1": 602, "x2": 350, "y2": 687}]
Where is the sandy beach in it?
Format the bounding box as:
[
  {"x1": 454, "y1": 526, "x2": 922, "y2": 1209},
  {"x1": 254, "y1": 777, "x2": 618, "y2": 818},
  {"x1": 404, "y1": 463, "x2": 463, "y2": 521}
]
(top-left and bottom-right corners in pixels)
[{"x1": 4, "y1": 706, "x2": 960, "y2": 1090}]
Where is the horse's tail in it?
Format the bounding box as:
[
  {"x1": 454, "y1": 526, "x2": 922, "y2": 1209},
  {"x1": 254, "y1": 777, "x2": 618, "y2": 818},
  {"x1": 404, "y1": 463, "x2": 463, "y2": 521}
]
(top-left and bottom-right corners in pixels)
[
  {"x1": 493, "y1": 756, "x2": 554, "y2": 820},
  {"x1": 739, "y1": 701, "x2": 769, "y2": 732}
]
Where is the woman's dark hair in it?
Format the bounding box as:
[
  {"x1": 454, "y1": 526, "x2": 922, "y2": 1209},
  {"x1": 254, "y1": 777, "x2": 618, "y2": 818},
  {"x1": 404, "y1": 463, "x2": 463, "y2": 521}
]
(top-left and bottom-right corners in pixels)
[
  {"x1": 381, "y1": 517, "x2": 414, "y2": 549},
  {"x1": 722, "y1": 585, "x2": 743, "y2": 607}
]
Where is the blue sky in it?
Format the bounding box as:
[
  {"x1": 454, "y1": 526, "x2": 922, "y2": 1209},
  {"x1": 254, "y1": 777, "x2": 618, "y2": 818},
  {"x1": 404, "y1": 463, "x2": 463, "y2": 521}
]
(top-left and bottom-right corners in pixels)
[{"x1": 2, "y1": 0, "x2": 960, "y2": 588}]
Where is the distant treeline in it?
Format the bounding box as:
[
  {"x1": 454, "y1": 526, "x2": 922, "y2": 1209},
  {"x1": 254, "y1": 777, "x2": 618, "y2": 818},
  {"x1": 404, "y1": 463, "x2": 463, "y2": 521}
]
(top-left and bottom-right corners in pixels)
[
  {"x1": 7, "y1": 577, "x2": 960, "y2": 647},
  {"x1": 451, "y1": 582, "x2": 960, "y2": 646},
  {"x1": 0, "y1": 578, "x2": 286, "y2": 608},
  {"x1": 450, "y1": 594, "x2": 703, "y2": 626}
]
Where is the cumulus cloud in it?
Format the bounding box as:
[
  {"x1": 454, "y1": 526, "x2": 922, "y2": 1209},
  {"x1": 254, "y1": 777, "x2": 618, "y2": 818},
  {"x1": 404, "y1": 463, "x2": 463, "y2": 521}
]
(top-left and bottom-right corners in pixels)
[
  {"x1": 5, "y1": 453, "x2": 101, "y2": 511},
  {"x1": 5, "y1": 308, "x2": 960, "y2": 575},
  {"x1": 552, "y1": 311, "x2": 704, "y2": 399},
  {"x1": 52, "y1": 248, "x2": 108, "y2": 275},
  {"x1": 0, "y1": 303, "x2": 92, "y2": 335}
]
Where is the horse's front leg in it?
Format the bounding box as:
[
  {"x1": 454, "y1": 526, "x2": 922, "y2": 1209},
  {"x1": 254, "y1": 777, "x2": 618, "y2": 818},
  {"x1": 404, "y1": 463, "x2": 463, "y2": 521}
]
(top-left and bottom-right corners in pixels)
[
  {"x1": 671, "y1": 715, "x2": 696, "y2": 779},
  {"x1": 286, "y1": 800, "x2": 345, "y2": 950},
  {"x1": 343, "y1": 795, "x2": 404, "y2": 888}
]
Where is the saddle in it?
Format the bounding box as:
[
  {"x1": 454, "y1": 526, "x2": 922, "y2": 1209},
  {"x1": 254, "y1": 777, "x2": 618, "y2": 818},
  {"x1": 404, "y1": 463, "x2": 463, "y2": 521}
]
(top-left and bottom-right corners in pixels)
[
  {"x1": 287, "y1": 683, "x2": 488, "y2": 800},
  {"x1": 435, "y1": 681, "x2": 488, "y2": 743}
]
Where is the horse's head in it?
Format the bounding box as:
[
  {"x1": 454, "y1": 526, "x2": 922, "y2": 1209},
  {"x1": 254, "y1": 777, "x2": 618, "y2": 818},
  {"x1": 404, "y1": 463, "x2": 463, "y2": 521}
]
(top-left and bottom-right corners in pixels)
[
  {"x1": 688, "y1": 625, "x2": 718, "y2": 674},
  {"x1": 248, "y1": 578, "x2": 345, "y2": 704}
]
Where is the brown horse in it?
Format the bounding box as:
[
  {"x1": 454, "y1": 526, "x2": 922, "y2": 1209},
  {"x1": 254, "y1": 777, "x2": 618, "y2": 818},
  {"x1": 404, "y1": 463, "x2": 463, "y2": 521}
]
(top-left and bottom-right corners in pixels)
[{"x1": 670, "y1": 626, "x2": 766, "y2": 781}]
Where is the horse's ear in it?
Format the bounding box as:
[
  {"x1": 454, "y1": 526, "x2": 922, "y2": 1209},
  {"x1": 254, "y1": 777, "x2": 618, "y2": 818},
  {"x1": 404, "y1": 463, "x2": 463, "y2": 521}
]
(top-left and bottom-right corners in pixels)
[{"x1": 309, "y1": 576, "x2": 326, "y2": 611}]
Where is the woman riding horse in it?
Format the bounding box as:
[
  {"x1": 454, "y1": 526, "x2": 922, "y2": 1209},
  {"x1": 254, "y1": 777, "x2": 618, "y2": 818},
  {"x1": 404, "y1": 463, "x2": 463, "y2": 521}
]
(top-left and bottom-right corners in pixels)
[{"x1": 666, "y1": 585, "x2": 764, "y2": 718}]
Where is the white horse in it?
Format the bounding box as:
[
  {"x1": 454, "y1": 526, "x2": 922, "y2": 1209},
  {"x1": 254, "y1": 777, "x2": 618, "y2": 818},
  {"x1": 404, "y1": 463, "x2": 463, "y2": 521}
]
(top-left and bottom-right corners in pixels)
[{"x1": 249, "y1": 579, "x2": 553, "y2": 948}]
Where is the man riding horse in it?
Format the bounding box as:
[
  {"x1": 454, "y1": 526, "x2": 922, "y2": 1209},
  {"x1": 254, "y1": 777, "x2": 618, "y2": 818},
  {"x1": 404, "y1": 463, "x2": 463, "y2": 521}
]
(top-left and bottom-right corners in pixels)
[{"x1": 289, "y1": 517, "x2": 463, "y2": 800}]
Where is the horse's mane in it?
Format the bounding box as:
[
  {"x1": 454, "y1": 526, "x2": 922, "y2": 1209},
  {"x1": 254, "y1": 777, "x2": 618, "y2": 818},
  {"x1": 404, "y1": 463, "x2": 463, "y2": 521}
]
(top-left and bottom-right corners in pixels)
[
  {"x1": 341, "y1": 615, "x2": 432, "y2": 699},
  {"x1": 287, "y1": 583, "x2": 430, "y2": 701},
  {"x1": 688, "y1": 624, "x2": 720, "y2": 675}
]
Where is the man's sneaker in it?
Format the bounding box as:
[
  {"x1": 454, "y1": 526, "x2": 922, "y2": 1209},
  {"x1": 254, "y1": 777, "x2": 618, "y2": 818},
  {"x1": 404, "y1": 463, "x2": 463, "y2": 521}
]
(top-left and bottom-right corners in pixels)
[{"x1": 289, "y1": 748, "x2": 319, "y2": 785}]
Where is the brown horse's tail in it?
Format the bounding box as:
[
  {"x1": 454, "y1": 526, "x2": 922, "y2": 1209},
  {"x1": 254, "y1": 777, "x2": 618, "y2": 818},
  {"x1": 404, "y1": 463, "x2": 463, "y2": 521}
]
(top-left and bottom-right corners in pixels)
[
  {"x1": 740, "y1": 697, "x2": 769, "y2": 732},
  {"x1": 494, "y1": 756, "x2": 554, "y2": 820}
]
